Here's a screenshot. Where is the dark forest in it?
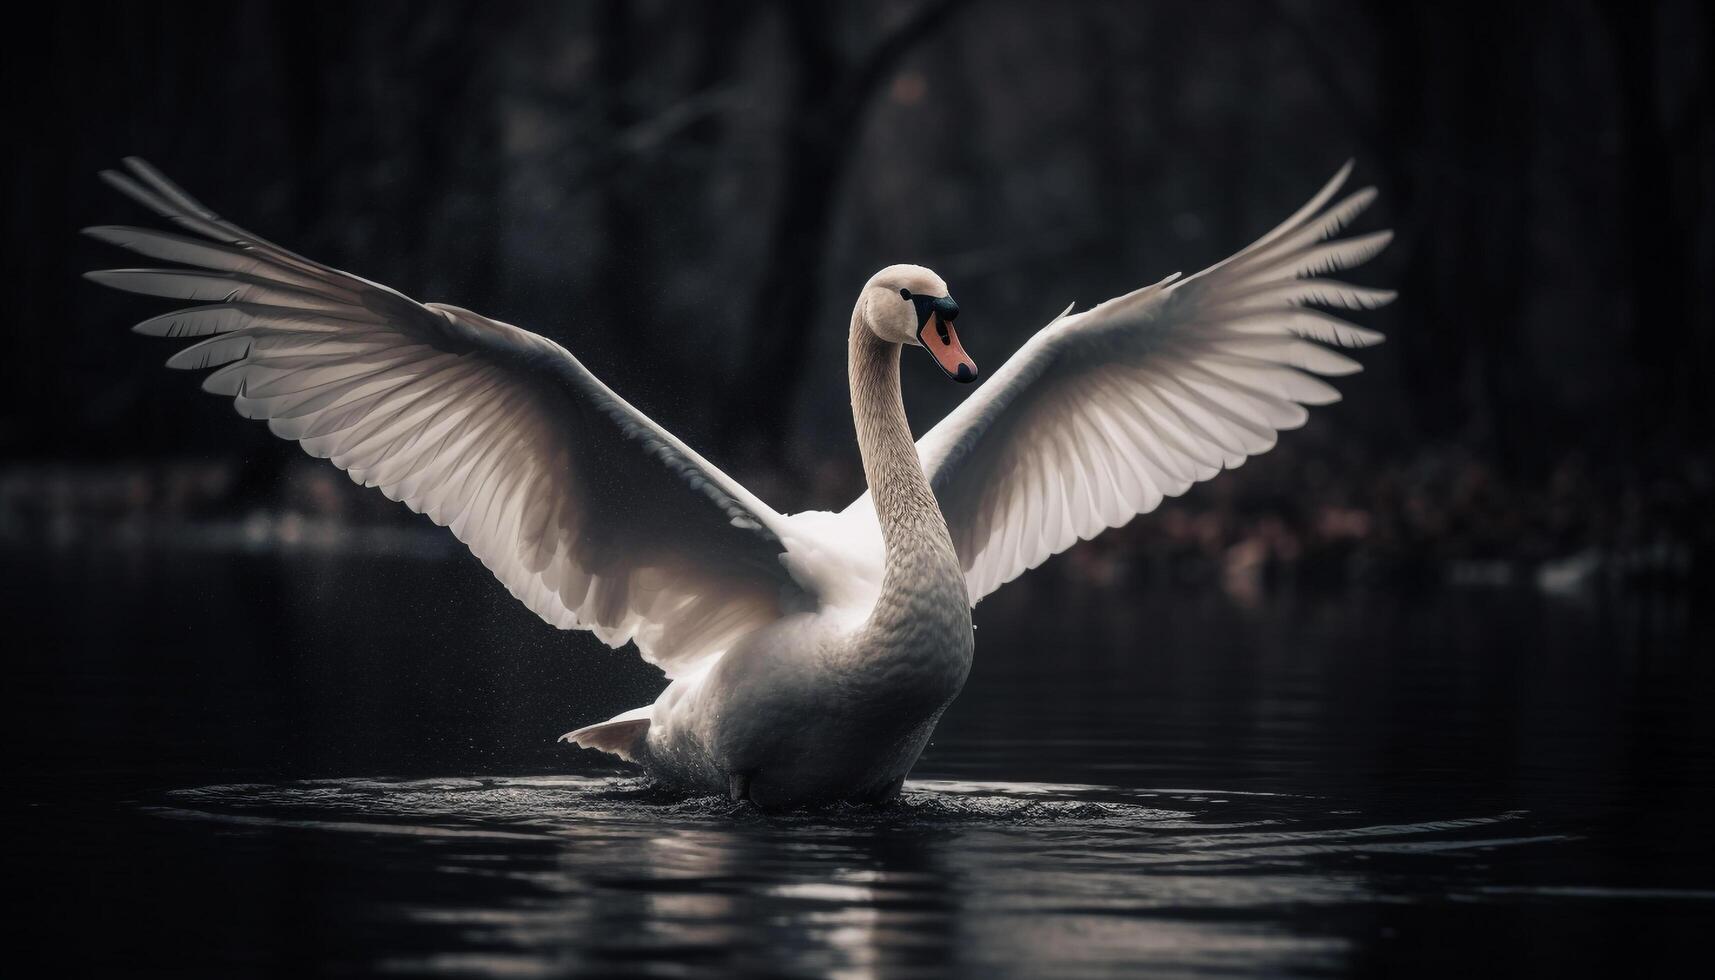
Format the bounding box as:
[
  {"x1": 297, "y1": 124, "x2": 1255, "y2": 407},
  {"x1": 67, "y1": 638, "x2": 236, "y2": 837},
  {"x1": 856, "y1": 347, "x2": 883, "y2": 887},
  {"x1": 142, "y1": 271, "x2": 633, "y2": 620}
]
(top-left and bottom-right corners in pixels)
[{"x1": 4, "y1": 0, "x2": 1711, "y2": 593}]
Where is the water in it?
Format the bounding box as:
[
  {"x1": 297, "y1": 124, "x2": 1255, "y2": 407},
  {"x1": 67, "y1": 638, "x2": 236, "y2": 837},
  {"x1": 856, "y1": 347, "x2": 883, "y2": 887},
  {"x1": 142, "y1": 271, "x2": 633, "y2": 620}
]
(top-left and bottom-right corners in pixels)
[{"x1": 7, "y1": 550, "x2": 1713, "y2": 976}]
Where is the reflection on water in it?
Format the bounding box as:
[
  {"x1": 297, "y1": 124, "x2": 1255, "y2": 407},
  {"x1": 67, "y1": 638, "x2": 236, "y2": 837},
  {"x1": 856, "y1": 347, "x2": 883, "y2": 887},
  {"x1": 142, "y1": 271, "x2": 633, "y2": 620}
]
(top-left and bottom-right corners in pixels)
[
  {"x1": 137, "y1": 775, "x2": 1575, "y2": 977},
  {"x1": 7, "y1": 552, "x2": 1714, "y2": 976}
]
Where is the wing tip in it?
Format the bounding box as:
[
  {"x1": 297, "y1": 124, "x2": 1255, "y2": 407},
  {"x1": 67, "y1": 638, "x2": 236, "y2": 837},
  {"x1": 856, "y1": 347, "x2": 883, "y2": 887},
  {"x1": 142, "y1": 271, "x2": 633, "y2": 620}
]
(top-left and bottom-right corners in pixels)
[
  {"x1": 96, "y1": 168, "x2": 139, "y2": 194},
  {"x1": 1309, "y1": 158, "x2": 1355, "y2": 208}
]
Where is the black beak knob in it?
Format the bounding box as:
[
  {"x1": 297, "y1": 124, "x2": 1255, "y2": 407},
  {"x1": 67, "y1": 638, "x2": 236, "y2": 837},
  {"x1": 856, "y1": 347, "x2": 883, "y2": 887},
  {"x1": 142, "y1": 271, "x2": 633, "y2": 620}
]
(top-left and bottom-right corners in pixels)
[{"x1": 912, "y1": 293, "x2": 961, "y2": 328}]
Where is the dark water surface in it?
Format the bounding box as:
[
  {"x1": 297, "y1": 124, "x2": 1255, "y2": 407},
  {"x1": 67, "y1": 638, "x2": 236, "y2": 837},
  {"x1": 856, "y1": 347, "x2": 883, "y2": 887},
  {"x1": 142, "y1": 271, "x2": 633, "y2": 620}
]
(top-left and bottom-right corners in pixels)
[{"x1": 7, "y1": 550, "x2": 1713, "y2": 977}]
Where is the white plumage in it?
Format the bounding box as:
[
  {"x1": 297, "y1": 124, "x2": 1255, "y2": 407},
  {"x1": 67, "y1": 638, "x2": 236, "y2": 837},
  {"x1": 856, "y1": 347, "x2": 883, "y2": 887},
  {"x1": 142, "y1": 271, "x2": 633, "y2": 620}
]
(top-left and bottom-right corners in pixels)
[
  {"x1": 87, "y1": 158, "x2": 1389, "y2": 808},
  {"x1": 888, "y1": 161, "x2": 1392, "y2": 601}
]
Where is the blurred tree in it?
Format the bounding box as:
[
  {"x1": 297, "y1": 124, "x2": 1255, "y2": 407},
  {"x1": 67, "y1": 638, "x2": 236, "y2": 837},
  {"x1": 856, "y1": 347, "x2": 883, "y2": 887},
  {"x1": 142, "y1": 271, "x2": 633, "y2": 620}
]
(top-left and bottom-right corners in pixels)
[
  {"x1": 717, "y1": 0, "x2": 974, "y2": 469},
  {"x1": 1598, "y1": 0, "x2": 1713, "y2": 455},
  {"x1": 3, "y1": 0, "x2": 1711, "y2": 574}
]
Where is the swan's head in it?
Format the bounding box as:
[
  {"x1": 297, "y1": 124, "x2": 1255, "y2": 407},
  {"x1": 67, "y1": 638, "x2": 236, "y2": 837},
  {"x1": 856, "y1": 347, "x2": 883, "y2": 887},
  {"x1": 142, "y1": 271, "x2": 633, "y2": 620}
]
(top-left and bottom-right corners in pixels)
[{"x1": 860, "y1": 264, "x2": 978, "y2": 384}]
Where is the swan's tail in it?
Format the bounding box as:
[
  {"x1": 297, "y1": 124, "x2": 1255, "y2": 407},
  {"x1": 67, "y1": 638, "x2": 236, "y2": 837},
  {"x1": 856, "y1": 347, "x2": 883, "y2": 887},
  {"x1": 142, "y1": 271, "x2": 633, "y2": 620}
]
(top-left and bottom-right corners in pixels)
[{"x1": 558, "y1": 706, "x2": 652, "y2": 762}]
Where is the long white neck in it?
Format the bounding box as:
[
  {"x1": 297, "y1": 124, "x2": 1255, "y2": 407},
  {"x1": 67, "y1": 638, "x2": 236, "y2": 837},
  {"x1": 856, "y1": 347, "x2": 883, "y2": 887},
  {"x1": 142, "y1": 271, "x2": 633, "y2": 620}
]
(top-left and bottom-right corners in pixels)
[{"x1": 848, "y1": 311, "x2": 969, "y2": 642}]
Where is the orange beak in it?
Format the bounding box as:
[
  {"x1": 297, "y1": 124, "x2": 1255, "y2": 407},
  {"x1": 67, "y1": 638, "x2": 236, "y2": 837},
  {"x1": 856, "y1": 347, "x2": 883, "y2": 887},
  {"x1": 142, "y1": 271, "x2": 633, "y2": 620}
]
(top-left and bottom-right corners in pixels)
[{"x1": 920, "y1": 312, "x2": 978, "y2": 384}]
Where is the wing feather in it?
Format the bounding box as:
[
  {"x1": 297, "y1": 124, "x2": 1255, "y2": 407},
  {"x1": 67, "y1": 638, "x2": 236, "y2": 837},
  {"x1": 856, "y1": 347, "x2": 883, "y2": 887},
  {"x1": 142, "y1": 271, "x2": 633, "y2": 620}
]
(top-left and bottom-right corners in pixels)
[
  {"x1": 88, "y1": 158, "x2": 816, "y2": 674},
  {"x1": 855, "y1": 163, "x2": 1391, "y2": 602}
]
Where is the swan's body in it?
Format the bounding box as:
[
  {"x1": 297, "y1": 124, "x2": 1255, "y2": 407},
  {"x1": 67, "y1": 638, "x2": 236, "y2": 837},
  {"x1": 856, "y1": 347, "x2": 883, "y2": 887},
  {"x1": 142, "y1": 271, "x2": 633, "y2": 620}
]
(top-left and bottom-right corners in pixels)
[
  {"x1": 87, "y1": 158, "x2": 1391, "y2": 809},
  {"x1": 630, "y1": 319, "x2": 975, "y2": 806}
]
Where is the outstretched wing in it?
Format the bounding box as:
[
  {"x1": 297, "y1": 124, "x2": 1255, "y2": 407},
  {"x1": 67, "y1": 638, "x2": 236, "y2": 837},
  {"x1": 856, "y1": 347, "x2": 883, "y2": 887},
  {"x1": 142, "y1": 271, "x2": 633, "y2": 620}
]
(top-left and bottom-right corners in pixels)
[
  {"x1": 876, "y1": 162, "x2": 1392, "y2": 603},
  {"x1": 86, "y1": 158, "x2": 816, "y2": 676}
]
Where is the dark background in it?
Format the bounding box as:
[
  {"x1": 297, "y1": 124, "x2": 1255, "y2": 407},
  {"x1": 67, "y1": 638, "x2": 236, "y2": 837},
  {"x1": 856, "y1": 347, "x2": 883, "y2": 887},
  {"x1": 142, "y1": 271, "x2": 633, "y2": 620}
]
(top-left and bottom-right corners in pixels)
[
  {"x1": 2, "y1": 0, "x2": 1710, "y2": 587},
  {"x1": 3, "y1": 4, "x2": 1713, "y2": 975}
]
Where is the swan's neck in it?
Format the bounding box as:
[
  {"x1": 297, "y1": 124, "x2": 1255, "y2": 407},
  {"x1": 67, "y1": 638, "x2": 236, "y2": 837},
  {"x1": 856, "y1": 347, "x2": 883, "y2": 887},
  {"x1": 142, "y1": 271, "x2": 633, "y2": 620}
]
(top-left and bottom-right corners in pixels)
[{"x1": 849, "y1": 317, "x2": 970, "y2": 648}]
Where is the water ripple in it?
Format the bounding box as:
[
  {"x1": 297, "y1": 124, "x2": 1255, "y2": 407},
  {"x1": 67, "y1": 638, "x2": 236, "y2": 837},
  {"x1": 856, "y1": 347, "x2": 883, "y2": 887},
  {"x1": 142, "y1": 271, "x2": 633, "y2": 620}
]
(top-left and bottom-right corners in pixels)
[{"x1": 131, "y1": 775, "x2": 1587, "y2": 977}]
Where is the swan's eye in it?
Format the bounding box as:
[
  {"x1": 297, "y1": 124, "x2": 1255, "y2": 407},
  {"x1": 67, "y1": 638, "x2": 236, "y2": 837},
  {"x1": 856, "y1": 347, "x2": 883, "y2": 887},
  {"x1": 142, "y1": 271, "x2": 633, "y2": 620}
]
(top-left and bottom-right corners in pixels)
[{"x1": 899, "y1": 288, "x2": 912, "y2": 301}]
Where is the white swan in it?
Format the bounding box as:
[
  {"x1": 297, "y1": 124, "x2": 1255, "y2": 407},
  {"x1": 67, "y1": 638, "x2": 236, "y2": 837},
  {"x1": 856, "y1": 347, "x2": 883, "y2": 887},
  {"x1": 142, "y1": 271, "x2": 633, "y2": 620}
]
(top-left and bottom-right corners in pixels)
[{"x1": 86, "y1": 158, "x2": 1390, "y2": 808}]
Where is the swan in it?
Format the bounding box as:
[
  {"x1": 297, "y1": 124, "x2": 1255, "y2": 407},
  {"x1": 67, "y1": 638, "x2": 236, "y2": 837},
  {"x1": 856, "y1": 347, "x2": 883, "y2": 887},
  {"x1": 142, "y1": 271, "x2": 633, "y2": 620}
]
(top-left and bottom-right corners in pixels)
[{"x1": 85, "y1": 158, "x2": 1390, "y2": 809}]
